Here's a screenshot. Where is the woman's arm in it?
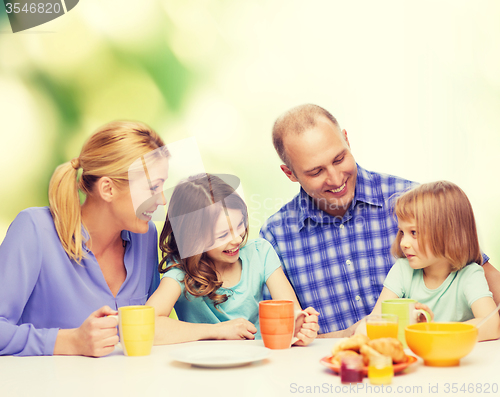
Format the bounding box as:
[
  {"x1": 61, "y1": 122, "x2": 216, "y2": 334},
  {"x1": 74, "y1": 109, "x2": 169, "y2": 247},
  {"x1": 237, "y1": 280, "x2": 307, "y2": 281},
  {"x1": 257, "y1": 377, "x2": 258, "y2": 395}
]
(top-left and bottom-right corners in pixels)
[
  {"x1": 146, "y1": 277, "x2": 257, "y2": 344},
  {"x1": 54, "y1": 306, "x2": 119, "y2": 356},
  {"x1": 467, "y1": 297, "x2": 500, "y2": 342},
  {"x1": 0, "y1": 210, "x2": 70, "y2": 356},
  {"x1": 266, "y1": 267, "x2": 319, "y2": 346}
]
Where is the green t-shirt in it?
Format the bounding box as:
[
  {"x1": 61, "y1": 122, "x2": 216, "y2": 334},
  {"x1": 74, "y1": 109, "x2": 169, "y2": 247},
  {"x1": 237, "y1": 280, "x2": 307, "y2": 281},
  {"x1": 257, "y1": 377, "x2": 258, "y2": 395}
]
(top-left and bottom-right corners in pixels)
[
  {"x1": 163, "y1": 238, "x2": 282, "y2": 337},
  {"x1": 384, "y1": 258, "x2": 492, "y2": 322}
]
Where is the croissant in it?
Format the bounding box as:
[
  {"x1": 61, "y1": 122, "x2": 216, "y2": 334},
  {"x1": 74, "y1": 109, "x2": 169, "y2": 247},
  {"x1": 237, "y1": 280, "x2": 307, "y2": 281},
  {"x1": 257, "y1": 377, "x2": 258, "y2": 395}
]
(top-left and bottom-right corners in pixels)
[
  {"x1": 367, "y1": 338, "x2": 407, "y2": 364},
  {"x1": 331, "y1": 334, "x2": 370, "y2": 356},
  {"x1": 330, "y1": 350, "x2": 361, "y2": 367},
  {"x1": 359, "y1": 344, "x2": 384, "y2": 366}
]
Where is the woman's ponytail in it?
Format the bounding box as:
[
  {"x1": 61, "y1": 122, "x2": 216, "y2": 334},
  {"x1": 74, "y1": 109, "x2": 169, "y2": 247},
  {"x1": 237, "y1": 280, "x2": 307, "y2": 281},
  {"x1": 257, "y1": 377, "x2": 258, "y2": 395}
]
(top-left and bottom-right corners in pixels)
[{"x1": 48, "y1": 159, "x2": 84, "y2": 263}]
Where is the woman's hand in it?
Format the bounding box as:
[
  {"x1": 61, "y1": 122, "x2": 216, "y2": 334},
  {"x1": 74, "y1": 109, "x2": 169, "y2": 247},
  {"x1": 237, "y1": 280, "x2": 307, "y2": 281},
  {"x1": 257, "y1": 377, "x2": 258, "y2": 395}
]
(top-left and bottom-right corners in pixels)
[
  {"x1": 292, "y1": 307, "x2": 320, "y2": 346},
  {"x1": 214, "y1": 318, "x2": 257, "y2": 340},
  {"x1": 55, "y1": 306, "x2": 119, "y2": 357},
  {"x1": 75, "y1": 306, "x2": 120, "y2": 356}
]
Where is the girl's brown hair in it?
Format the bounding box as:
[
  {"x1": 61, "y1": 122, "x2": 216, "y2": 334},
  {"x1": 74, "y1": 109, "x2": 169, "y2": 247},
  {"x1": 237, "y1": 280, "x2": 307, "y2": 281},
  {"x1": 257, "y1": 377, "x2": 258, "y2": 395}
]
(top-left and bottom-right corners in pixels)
[
  {"x1": 159, "y1": 173, "x2": 249, "y2": 307},
  {"x1": 391, "y1": 180, "x2": 482, "y2": 271},
  {"x1": 48, "y1": 120, "x2": 166, "y2": 263}
]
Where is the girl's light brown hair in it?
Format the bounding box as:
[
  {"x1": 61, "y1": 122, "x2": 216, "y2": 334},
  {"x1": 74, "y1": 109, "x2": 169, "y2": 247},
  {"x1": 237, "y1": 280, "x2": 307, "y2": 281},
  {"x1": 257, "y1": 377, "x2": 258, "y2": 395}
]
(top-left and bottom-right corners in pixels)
[
  {"x1": 48, "y1": 120, "x2": 166, "y2": 263},
  {"x1": 159, "y1": 173, "x2": 248, "y2": 307},
  {"x1": 391, "y1": 180, "x2": 482, "y2": 271}
]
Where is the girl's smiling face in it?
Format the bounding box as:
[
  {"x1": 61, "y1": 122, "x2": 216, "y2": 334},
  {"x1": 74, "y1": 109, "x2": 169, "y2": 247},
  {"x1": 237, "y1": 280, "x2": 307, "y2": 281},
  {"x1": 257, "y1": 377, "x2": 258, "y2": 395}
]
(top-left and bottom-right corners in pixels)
[{"x1": 206, "y1": 208, "x2": 246, "y2": 268}]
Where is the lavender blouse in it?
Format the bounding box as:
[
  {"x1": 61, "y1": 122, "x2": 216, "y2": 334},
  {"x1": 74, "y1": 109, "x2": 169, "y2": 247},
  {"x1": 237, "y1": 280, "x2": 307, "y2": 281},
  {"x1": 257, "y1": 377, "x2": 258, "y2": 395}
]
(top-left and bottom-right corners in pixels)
[{"x1": 0, "y1": 207, "x2": 160, "y2": 356}]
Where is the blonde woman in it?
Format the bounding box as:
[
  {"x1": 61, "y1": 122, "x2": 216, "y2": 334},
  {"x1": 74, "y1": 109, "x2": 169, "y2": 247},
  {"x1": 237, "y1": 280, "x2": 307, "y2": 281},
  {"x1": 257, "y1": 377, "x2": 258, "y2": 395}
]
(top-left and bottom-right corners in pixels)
[{"x1": 0, "y1": 121, "x2": 169, "y2": 356}]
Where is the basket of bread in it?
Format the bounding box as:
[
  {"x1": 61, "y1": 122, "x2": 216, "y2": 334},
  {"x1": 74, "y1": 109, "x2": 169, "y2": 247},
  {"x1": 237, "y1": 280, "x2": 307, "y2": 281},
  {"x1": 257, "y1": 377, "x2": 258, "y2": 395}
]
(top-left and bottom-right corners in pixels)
[{"x1": 320, "y1": 334, "x2": 417, "y2": 375}]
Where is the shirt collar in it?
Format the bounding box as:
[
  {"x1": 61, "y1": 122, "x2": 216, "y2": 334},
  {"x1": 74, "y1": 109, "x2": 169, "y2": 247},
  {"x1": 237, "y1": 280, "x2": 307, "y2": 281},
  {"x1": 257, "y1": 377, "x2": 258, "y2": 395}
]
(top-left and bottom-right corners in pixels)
[
  {"x1": 82, "y1": 229, "x2": 132, "y2": 252},
  {"x1": 353, "y1": 164, "x2": 383, "y2": 208},
  {"x1": 297, "y1": 187, "x2": 321, "y2": 226},
  {"x1": 121, "y1": 230, "x2": 132, "y2": 242},
  {"x1": 297, "y1": 164, "x2": 383, "y2": 228}
]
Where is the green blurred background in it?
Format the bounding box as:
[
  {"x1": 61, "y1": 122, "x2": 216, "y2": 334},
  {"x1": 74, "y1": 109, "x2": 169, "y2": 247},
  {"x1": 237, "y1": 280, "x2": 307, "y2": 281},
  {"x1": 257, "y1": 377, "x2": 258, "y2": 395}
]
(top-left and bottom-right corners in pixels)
[{"x1": 0, "y1": 0, "x2": 499, "y2": 268}]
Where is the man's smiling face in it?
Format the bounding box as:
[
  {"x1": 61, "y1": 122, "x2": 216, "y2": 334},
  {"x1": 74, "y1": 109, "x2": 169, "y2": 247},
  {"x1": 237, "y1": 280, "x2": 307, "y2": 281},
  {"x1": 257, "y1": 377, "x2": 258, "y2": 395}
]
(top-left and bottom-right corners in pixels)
[{"x1": 281, "y1": 116, "x2": 357, "y2": 218}]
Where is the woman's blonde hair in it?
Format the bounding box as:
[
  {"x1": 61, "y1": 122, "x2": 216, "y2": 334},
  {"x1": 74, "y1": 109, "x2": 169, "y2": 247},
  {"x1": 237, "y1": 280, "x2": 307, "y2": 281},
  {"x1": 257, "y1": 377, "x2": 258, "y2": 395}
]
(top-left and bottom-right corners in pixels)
[
  {"x1": 48, "y1": 120, "x2": 166, "y2": 263},
  {"x1": 159, "y1": 174, "x2": 248, "y2": 307},
  {"x1": 391, "y1": 180, "x2": 482, "y2": 271}
]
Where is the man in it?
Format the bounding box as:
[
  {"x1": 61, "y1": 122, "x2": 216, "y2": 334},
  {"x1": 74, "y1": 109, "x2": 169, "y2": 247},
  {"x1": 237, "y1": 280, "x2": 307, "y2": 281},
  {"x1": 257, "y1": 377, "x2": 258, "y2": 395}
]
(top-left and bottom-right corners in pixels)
[{"x1": 259, "y1": 104, "x2": 500, "y2": 337}]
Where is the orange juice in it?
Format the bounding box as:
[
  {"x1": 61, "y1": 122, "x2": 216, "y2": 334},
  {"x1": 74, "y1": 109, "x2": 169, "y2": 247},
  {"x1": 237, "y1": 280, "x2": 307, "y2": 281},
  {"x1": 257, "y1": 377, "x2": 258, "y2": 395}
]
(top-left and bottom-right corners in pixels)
[
  {"x1": 368, "y1": 363, "x2": 394, "y2": 384},
  {"x1": 366, "y1": 321, "x2": 398, "y2": 340},
  {"x1": 368, "y1": 355, "x2": 393, "y2": 385}
]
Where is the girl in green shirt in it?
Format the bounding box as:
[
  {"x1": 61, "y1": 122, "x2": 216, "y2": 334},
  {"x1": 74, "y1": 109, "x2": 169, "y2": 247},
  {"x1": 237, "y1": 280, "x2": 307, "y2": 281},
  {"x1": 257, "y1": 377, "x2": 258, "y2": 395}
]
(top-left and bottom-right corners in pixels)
[{"x1": 369, "y1": 181, "x2": 499, "y2": 342}]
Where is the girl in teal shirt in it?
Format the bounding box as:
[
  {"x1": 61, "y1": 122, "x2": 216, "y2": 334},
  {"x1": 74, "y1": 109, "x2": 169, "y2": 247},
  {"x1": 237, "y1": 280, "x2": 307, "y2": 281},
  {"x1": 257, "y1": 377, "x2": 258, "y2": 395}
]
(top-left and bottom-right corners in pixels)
[
  {"x1": 147, "y1": 173, "x2": 319, "y2": 344},
  {"x1": 369, "y1": 181, "x2": 499, "y2": 342}
]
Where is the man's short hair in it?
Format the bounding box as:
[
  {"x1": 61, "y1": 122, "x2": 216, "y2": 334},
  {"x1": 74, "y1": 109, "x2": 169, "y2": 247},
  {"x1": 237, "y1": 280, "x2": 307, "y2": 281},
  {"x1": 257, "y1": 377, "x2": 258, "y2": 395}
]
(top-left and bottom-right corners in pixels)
[{"x1": 272, "y1": 104, "x2": 339, "y2": 170}]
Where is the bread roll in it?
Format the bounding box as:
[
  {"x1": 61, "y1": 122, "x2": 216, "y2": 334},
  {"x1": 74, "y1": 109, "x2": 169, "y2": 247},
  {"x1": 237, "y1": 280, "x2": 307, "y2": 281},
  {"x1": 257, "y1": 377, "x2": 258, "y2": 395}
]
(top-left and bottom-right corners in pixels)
[
  {"x1": 331, "y1": 334, "x2": 370, "y2": 355},
  {"x1": 367, "y1": 337, "x2": 407, "y2": 364},
  {"x1": 360, "y1": 344, "x2": 384, "y2": 366},
  {"x1": 330, "y1": 350, "x2": 361, "y2": 367}
]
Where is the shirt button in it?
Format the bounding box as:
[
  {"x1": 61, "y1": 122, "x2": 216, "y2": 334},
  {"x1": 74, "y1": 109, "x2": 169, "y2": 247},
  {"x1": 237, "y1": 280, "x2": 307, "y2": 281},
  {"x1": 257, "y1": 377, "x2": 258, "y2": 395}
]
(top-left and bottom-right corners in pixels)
[
  {"x1": 355, "y1": 296, "x2": 361, "y2": 302},
  {"x1": 339, "y1": 224, "x2": 344, "y2": 229},
  {"x1": 346, "y1": 260, "x2": 352, "y2": 266}
]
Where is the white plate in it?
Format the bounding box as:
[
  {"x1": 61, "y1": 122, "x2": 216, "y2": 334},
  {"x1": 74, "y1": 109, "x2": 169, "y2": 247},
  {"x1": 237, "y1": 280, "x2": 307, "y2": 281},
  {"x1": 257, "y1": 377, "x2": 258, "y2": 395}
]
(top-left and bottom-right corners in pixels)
[{"x1": 169, "y1": 343, "x2": 271, "y2": 368}]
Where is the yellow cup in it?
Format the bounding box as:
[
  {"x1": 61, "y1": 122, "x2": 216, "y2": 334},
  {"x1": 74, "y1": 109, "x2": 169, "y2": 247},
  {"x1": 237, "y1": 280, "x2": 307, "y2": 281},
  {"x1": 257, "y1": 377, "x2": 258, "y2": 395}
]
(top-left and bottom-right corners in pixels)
[{"x1": 115, "y1": 305, "x2": 155, "y2": 356}]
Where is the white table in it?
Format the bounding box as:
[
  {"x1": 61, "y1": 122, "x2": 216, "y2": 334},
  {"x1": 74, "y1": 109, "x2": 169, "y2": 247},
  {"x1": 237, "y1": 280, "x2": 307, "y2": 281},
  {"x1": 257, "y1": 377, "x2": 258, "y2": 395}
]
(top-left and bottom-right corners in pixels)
[{"x1": 1, "y1": 338, "x2": 499, "y2": 397}]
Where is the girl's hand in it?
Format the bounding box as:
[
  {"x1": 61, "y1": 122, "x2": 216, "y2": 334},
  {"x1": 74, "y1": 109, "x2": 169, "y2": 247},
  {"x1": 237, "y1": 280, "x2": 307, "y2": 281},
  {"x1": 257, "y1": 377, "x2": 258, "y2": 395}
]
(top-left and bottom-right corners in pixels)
[
  {"x1": 292, "y1": 307, "x2": 320, "y2": 346},
  {"x1": 73, "y1": 306, "x2": 119, "y2": 357},
  {"x1": 415, "y1": 302, "x2": 434, "y2": 322},
  {"x1": 215, "y1": 318, "x2": 257, "y2": 340}
]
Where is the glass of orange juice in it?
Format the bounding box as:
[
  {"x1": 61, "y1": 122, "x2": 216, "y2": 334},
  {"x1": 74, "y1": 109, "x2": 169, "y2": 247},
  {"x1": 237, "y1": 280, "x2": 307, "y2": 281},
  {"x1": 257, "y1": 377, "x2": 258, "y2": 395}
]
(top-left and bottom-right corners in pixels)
[
  {"x1": 366, "y1": 314, "x2": 398, "y2": 340},
  {"x1": 368, "y1": 354, "x2": 393, "y2": 385}
]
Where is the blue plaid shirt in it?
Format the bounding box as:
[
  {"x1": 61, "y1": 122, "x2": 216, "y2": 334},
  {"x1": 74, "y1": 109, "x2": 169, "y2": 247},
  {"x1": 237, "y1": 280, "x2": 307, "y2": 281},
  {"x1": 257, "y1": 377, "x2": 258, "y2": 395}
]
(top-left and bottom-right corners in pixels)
[{"x1": 259, "y1": 165, "x2": 418, "y2": 334}]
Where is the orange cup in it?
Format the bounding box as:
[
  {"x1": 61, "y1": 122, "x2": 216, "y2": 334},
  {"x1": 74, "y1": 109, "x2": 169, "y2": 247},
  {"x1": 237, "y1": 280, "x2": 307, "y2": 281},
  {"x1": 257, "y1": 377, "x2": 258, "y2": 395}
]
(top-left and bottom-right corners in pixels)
[{"x1": 259, "y1": 300, "x2": 307, "y2": 349}]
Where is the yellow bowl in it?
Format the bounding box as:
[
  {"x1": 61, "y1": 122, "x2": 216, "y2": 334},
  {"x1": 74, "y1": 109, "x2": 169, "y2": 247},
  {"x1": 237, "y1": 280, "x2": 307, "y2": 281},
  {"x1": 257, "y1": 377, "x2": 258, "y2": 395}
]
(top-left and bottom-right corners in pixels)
[{"x1": 405, "y1": 322, "x2": 478, "y2": 367}]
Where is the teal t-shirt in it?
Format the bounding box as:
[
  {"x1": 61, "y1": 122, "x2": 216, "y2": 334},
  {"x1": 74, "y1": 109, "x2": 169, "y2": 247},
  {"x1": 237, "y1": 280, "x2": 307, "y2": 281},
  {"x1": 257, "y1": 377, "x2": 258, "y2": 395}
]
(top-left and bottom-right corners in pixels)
[
  {"x1": 384, "y1": 258, "x2": 492, "y2": 322},
  {"x1": 163, "y1": 238, "x2": 282, "y2": 337}
]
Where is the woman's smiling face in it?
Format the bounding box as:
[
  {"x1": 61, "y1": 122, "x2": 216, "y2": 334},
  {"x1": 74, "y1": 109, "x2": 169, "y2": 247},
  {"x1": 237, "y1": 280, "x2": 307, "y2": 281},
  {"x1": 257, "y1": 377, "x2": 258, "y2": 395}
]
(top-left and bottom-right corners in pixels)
[{"x1": 128, "y1": 156, "x2": 169, "y2": 222}]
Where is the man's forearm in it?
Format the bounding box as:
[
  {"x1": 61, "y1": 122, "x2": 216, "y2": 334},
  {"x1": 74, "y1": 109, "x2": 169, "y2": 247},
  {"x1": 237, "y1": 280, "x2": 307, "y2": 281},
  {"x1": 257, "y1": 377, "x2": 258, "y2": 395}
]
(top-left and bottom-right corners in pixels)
[{"x1": 318, "y1": 321, "x2": 360, "y2": 338}]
